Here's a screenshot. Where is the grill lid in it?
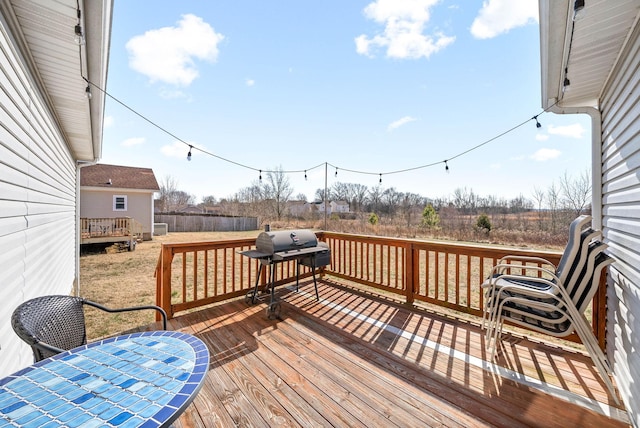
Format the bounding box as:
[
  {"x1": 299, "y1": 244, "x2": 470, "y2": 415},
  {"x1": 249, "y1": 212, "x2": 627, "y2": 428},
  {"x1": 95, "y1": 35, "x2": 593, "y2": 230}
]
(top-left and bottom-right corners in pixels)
[{"x1": 256, "y1": 229, "x2": 318, "y2": 255}]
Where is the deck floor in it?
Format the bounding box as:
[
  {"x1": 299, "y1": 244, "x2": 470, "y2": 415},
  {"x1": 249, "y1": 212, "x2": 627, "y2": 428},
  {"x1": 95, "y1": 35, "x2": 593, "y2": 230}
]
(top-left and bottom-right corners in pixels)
[{"x1": 165, "y1": 279, "x2": 630, "y2": 427}]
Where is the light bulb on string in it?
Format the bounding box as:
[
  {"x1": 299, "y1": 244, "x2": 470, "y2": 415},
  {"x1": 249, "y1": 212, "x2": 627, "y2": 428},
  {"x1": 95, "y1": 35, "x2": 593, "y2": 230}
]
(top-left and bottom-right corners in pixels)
[
  {"x1": 533, "y1": 115, "x2": 542, "y2": 128},
  {"x1": 379, "y1": 173, "x2": 382, "y2": 184},
  {"x1": 444, "y1": 160, "x2": 449, "y2": 173},
  {"x1": 259, "y1": 170, "x2": 262, "y2": 181},
  {"x1": 304, "y1": 170, "x2": 307, "y2": 180},
  {"x1": 187, "y1": 145, "x2": 192, "y2": 161},
  {"x1": 335, "y1": 167, "x2": 338, "y2": 178}
]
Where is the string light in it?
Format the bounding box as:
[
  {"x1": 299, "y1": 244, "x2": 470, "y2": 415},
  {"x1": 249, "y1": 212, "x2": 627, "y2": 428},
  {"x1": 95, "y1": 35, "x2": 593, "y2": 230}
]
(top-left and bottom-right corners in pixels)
[
  {"x1": 83, "y1": 78, "x2": 558, "y2": 185},
  {"x1": 74, "y1": 8, "x2": 85, "y2": 45},
  {"x1": 379, "y1": 173, "x2": 382, "y2": 184},
  {"x1": 304, "y1": 170, "x2": 307, "y2": 180},
  {"x1": 533, "y1": 115, "x2": 541, "y2": 128},
  {"x1": 85, "y1": 86, "x2": 92, "y2": 99}
]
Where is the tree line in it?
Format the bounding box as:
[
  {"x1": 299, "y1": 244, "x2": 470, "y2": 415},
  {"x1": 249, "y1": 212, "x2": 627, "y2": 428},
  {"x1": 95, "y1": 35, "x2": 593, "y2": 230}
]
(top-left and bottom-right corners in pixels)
[{"x1": 156, "y1": 167, "x2": 592, "y2": 236}]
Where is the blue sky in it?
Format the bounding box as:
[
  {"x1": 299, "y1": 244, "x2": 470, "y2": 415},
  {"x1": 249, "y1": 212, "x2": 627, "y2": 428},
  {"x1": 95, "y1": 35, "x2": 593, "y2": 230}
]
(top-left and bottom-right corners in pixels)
[{"x1": 101, "y1": 0, "x2": 591, "y2": 204}]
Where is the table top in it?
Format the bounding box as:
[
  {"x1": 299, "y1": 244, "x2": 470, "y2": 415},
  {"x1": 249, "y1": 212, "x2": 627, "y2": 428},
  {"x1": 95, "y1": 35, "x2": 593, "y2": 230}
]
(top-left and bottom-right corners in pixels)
[{"x1": 0, "y1": 330, "x2": 209, "y2": 428}]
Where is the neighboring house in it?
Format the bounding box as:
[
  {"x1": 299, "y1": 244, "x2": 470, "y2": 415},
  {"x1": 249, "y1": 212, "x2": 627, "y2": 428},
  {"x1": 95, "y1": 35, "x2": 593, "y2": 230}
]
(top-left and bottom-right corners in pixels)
[
  {"x1": 315, "y1": 200, "x2": 350, "y2": 215},
  {"x1": 177, "y1": 204, "x2": 204, "y2": 214},
  {"x1": 331, "y1": 200, "x2": 350, "y2": 213},
  {"x1": 202, "y1": 205, "x2": 224, "y2": 215},
  {"x1": 287, "y1": 200, "x2": 311, "y2": 217},
  {"x1": 540, "y1": 2, "x2": 640, "y2": 426},
  {"x1": 80, "y1": 164, "x2": 160, "y2": 241},
  {"x1": 0, "y1": 0, "x2": 111, "y2": 376}
]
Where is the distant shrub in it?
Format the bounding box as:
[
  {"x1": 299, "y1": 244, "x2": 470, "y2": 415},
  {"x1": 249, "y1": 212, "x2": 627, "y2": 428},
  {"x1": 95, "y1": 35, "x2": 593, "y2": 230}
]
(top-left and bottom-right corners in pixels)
[
  {"x1": 476, "y1": 213, "x2": 492, "y2": 232},
  {"x1": 330, "y1": 213, "x2": 340, "y2": 221},
  {"x1": 421, "y1": 204, "x2": 440, "y2": 229},
  {"x1": 368, "y1": 213, "x2": 379, "y2": 226}
]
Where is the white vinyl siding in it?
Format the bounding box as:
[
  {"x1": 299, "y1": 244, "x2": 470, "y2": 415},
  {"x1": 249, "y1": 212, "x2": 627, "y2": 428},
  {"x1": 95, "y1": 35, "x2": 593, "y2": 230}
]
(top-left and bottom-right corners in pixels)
[
  {"x1": 600, "y1": 21, "x2": 640, "y2": 428},
  {"x1": 0, "y1": 16, "x2": 77, "y2": 376},
  {"x1": 81, "y1": 190, "x2": 156, "y2": 240}
]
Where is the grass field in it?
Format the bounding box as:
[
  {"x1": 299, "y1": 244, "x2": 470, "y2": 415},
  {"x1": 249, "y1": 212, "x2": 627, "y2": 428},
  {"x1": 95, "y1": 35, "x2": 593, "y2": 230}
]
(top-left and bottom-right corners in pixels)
[{"x1": 80, "y1": 231, "x2": 260, "y2": 339}]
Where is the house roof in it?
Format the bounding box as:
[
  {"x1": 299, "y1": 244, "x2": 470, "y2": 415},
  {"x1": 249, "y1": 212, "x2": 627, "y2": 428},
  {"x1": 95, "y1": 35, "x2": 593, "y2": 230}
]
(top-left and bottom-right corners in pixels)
[
  {"x1": 0, "y1": 0, "x2": 112, "y2": 161},
  {"x1": 81, "y1": 164, "x2": 160, "y2": 191},
  {"x1": 540, "y1": 0, "x2": 640, "y2": 109}
]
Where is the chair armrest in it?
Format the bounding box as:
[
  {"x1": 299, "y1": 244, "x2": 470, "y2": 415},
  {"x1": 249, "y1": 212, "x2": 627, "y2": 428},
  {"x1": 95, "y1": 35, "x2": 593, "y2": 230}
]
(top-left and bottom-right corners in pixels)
[
  {"x1": 482, "y1": 263, "x2": 557, "y2": 289},
  {"x1": 495, "y1": 263, "x2": 557, "y2": 278},
  {"x1": 83, "y1": 300, "x2": 168, "y2": 330},
  {"x1": 33, "y1": 341, "x2": 66, "y2": 356},
  {"x1": 498, "y1": 255, "x2": 556, "y2": 266}
]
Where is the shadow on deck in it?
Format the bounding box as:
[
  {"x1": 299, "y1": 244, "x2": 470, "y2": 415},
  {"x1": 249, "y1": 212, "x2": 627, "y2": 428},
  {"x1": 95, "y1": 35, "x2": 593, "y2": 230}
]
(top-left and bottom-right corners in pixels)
[{"x1": 162, "y1": 279, "x2": 629, "y2": 427}]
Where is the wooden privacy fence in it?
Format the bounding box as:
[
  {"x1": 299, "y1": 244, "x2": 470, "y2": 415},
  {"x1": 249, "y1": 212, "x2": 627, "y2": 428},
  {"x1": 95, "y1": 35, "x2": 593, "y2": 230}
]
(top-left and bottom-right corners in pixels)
[
  {"x1": 155, "y1": 231, "x2": 608, "y2": 347},
  {"x1": 154, "y1": 213, "x2": 258, "y2": 232}
]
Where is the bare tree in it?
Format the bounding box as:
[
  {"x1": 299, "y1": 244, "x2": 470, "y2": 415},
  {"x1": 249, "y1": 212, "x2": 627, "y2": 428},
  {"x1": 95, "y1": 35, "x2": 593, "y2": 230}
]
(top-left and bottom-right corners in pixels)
[
  {"x1": 331, "y1": 182, "x2": 350, "y2": 201},
  {"x1": 157, "y1": 175, "x2": 194, "y2": 211},
  {"x1": 314, "y1": 188, "x2": 326, "y2": 202},
  {"x1": 263, "y1": 166, "x2": 293, "y2": 220},
  {"x1": 349, "y1": 183, "x2": 369, "y2": 212},
  {"x1": 452, "y1": 187, "x2": 478, "y2": 214},
  {"x1": 400, "y1": 192, "x2": 424, "y2": 227},
  {"x1": 201, "y1": 195, "x2": 217, "y2": 206},
  {"x1": 157, "y1": 175, "x2": 178, "y2": 212},
  {"x1": 367, "y1": 185, "x2": 383, "y2": 214},
  {"x1": 532, "y1": 186, "x2": 546, "y2": 229},
  {"x1": 560, "y1": 169, "x2": 592, "y2": 217},
  {"x1": 547, "y1": 181, "x2": 561, "y2": 233},
  {"x1": 382, "y1": 187, "x2": 402, "y2": 215}
]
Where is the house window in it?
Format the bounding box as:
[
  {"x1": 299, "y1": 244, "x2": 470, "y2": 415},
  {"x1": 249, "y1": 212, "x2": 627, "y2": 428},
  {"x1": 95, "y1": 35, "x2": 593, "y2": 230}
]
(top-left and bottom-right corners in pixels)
[{"x1": 113, "y1": 195, "x2": 127, "y2": 211}]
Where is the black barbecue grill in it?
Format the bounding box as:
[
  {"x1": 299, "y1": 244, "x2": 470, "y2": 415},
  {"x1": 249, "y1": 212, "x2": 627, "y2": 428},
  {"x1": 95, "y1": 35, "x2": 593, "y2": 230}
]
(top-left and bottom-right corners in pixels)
[{"x1": 240, "y1": 229, "x2": 330, "y2": 319}]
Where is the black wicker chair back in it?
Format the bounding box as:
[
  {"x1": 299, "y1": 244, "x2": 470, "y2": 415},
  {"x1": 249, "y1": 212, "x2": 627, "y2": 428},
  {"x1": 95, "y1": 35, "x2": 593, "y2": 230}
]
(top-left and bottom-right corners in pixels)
[{"x1": 12, "y1": 295, "x2": 167, "y2": 362}]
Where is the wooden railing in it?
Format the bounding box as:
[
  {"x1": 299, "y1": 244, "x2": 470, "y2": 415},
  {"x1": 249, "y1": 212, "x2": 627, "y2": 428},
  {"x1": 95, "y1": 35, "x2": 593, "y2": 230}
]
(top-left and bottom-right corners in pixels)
[
  {"x1": 80, "y1": 217, "x2": 144, "y2": 242},
  {"x1": 155, "y1": 231, "x2": 607, "y2": 347}
]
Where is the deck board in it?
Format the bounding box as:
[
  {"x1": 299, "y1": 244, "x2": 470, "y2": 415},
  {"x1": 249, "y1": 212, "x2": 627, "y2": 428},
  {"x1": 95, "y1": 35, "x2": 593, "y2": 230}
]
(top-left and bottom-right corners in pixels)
[{"x1": 164, "y1": 279, "x2": 630, "y2": 427}]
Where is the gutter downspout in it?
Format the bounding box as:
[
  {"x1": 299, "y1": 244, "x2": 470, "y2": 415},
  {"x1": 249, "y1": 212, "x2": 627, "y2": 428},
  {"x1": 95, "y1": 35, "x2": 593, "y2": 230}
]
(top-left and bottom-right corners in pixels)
[
  {"x1": 75, "y1": 159, "x2": 100, "y2": 297},
  {"x1": 547, "y1": 104, "x2": 602, "y2": 230}
]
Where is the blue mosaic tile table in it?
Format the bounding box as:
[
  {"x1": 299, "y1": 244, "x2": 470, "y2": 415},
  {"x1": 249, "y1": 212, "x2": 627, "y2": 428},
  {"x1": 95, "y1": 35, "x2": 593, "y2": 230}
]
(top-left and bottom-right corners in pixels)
[{"x1": 0, "y1": 330, "x2": 209, "y2": 428}]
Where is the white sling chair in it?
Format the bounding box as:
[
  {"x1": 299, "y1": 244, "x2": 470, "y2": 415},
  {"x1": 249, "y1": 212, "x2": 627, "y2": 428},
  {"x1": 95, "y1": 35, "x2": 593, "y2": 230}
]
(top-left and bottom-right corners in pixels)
[{"x1": 481, "y1": 216, "x2": 618, "y2": 403}]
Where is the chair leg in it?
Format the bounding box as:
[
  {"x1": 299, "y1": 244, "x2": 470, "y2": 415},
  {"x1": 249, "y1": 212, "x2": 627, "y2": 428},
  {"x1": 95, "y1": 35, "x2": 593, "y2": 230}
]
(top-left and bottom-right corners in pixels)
[{"x1": 490, "y1": 315, "x2": 504, "y2": 361}]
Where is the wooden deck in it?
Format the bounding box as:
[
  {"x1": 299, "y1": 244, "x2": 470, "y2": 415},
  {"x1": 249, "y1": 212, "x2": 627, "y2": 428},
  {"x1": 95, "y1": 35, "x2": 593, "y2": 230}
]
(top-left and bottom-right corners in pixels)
[{"x1": 164, "y1": 279, "x2": 630, "y2": 427}]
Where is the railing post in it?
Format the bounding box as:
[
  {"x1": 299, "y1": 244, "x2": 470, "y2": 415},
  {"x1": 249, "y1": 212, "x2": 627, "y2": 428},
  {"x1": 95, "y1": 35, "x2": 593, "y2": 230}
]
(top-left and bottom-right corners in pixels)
[
  {"x1": 593, "y1": 267, "x2": 608, "y2": 350},
  {"x1": 405, "y1": 243, "x2": 415, "y2": 306},
  {"x1": 160, "y1": 244, "x2": 174, "y2": 319}
]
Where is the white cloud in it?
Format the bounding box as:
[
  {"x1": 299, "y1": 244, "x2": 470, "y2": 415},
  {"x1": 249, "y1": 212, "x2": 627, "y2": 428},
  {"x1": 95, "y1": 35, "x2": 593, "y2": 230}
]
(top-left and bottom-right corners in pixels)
[
  {"x1": 547, "y1": 123, "x2": 585, "y2": 139},
  {"x1": 159, "y1": 89, "x2": 191, "y2": 100},
  {"x1": 103, "y1": 115, "x2": 114, "y2": 128},
  {"x1": 356, "y1": 0, "x2": 455, "y2": 59},
  {"x1": 530, "y1": 148, "x2": 561, "y2": 161},
  {"x1": 470, "y1": 0, "x2": 538, "y2": 39},
  {"x1": 121, "y1": 137, "x2": 145, "y2": 147},
  {"x1": 535, "y1": 133, "x2": 549, "y2": 141},
  {"x1": 126, "y1": 14, "x2": 224, "y2": 86},
  {"x1": 388, "y1": 116, "x2": 417, "y2": 131},
  {"x1": 245, "y1": 78, "x2": 255, "y2": 87},
  {"x1": 161, "y1": 141, "x2": 205, "y2": 159}
]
